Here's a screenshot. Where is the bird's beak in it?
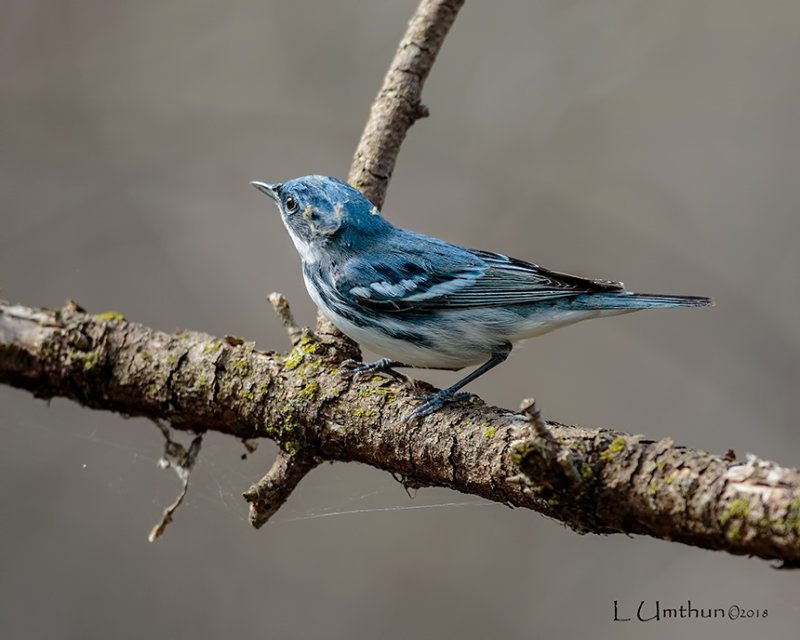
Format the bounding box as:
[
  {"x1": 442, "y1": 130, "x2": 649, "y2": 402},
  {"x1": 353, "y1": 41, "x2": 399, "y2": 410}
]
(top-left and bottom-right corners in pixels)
[{"x1": 250, "y1": 180, "x2": 281, "y2": 203}]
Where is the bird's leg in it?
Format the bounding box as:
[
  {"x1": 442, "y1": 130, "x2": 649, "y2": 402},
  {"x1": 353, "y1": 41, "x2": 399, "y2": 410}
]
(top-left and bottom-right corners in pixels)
[
  {"x1": 402, "y1": 345, "x2": 511, "y2": 422},
  {"x1": 338, "y1": 357, "x2": 413, "y2": 385}
]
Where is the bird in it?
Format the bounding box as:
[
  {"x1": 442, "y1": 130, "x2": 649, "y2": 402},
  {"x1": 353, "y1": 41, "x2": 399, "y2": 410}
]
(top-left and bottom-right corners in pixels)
[{"x1": 251, "y1": 175, "x2": 712, "y2": 421}]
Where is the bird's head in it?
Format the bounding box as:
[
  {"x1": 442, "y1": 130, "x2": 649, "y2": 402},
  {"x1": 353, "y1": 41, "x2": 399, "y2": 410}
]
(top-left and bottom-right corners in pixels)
[{"x1": 251, "y1": 175, "x2": 392, "y2": 263}]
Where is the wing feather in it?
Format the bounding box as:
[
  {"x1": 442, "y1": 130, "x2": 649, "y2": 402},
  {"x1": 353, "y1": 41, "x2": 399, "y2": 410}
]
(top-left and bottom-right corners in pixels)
[{"x1": 334, "y1": 232, "x2": 623, "y2": 312}]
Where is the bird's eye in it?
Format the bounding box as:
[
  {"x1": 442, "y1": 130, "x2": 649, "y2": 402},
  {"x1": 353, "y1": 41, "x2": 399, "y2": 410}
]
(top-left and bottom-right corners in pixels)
[{"x1": 284, "y1": 195, "x2": 298, "y2": 213}]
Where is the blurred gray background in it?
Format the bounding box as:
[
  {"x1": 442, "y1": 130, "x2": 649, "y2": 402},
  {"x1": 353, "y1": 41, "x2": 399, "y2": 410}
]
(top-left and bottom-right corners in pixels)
[{"x1": 1, "y1": 1, "x2": 799, "y2": 638}]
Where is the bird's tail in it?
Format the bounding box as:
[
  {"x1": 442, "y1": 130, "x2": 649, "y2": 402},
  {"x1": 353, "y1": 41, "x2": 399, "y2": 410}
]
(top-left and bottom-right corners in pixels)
[{"x1": 570, "y1": 292, "x2": 713, "y2": 310}]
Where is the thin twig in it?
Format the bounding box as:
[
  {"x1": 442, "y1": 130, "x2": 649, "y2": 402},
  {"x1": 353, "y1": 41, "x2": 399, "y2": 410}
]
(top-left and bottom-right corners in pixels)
[
  {"x1": 268, "y1": 292, "x2": 303, "y2": 346},
  {"x1": 148, "y1": 421, "x2": 203, "y2": 541},
  {"x1": 348, "y1": 0, "x2": 466, "y2": 209}
]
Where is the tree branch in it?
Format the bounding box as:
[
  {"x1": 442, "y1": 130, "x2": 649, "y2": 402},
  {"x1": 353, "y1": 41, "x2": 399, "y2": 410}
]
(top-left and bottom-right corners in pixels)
[
  {"x1": 2, "y1": 301, "x2": 799, "y2": 564},
  {"x1": 347, "y1": 0, "x2": 465, "y2": 208}
]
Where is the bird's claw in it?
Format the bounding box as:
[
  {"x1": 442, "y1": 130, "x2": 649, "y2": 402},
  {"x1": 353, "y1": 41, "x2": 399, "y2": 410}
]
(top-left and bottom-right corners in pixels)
[
  {"x1": 337, "y1": 358, "x2": 367, "y2": 374},
  {"x1": 338, "y1": 358, "x2": 411, "y2": 384},
  {"x1": 400, "y1": 391, "x2": 476, "y2": 423}
]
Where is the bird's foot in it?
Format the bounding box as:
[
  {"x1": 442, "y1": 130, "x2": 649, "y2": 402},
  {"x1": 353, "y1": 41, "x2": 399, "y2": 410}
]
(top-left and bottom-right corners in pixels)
[
  {"x1": 338, "y1": 358, "x2": 412, "y2": 385},
  {"x1": 401, "y1": 390, "x2": 476, "y2": 423}
]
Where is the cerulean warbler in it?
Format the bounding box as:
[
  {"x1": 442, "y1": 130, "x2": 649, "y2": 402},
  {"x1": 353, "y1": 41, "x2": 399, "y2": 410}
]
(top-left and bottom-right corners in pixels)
[{"x1": 252, "y1": 175, "x2": 711, "y2": 420}]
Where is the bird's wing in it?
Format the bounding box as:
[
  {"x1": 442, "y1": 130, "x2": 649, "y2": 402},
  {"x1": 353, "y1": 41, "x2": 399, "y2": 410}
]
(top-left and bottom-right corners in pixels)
[{"x1": 334, "y1": 234, "x2": 623, "y2": 312}]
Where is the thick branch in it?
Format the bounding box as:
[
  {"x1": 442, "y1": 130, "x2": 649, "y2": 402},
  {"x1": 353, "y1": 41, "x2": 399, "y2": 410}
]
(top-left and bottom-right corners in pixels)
[
  {"x1": 2, "y1": 302, "x2": 799, "y2": 564},
  {"x1": 347, "y1": 0, "x2": 465, "y2": 208}
]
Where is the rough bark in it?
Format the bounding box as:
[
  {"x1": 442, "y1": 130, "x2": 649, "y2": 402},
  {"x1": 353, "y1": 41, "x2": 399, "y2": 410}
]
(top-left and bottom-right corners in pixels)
[{"x1": 2, "y1": 302, "x2": 799, "y2": 564}]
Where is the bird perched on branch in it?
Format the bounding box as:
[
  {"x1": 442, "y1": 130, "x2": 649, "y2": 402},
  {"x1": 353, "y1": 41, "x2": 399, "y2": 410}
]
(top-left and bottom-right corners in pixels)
[{"x1": 252, "y1": 175, "x2": 711, "y2": 421}]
